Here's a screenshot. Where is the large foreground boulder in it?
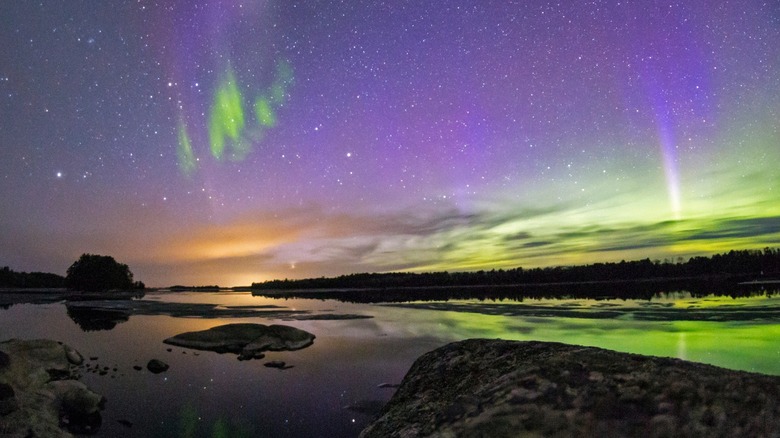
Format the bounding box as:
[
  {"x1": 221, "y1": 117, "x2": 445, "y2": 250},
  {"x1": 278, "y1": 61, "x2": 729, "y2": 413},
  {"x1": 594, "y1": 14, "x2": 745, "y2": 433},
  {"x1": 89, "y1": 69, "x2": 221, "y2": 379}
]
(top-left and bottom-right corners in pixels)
[
  {"x1": 0, "y1": 339, "x2": 104, "y2": 437},
  {"x1": 361, "y1": 339, "x2": 780, "y2": 437},
  {"x1": 163, "y1": 323, "x2": 315, "y2": 360}
]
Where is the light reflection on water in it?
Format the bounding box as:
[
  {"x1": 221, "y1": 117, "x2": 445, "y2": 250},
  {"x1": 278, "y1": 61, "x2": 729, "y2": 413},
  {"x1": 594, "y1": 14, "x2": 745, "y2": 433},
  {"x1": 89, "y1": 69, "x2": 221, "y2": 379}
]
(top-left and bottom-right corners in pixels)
[{"x1": 0, "y1": 291, "x2": 778, "y2": 437}]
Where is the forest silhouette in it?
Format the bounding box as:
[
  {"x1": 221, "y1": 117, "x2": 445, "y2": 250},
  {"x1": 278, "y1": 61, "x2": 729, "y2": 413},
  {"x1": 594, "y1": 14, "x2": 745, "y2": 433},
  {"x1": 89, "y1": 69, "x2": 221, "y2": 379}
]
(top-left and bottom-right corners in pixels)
[
  {"x1": 2, "y1": 248, "x2": 778, "y2": 300},
  {"x1": 251, "y1": 248, "x2": 780, "y2": 302}
]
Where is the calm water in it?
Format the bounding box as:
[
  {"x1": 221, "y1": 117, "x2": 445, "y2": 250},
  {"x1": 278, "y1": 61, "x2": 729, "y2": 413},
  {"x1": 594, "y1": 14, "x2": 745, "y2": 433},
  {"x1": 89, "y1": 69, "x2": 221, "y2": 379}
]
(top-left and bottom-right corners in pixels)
[{"x1": 1, "y1": 290, "x2": 779, "y2": 437}]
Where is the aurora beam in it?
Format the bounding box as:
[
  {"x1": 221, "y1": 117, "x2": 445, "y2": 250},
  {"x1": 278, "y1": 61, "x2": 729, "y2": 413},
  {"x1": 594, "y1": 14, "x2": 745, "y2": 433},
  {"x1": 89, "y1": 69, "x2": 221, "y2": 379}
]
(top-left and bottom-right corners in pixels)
[
  {"x1": 208, "y1": 68, "x2": 247, "y2": 161},
  {"x1": 177, "y1": 120, "x2": 197, "y2": 176},
  {"x1": 658, "y1": 123, "x2": 682, "y2": 221}
]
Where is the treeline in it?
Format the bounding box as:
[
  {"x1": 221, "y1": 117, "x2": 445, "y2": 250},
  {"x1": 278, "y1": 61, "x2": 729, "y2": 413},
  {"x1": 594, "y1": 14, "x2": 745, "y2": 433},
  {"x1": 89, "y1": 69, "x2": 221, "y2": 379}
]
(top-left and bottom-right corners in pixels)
[
  {"x1": 252, "y1": 280, "x2": 778, "y2": 304},
  {"x1": 168, "y1": 285, "x2": 222, "y2": 291},
  {"x1": 0, "y1": 266, "x2": 65, "y2": 289},
  {"x1": 252, "y1": 248, "x2": 780, "y2": 291}
]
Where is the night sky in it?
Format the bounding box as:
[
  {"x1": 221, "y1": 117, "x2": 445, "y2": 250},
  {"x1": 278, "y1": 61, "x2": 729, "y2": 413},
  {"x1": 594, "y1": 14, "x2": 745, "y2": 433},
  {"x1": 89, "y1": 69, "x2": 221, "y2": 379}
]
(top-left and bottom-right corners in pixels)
[{"x1": 1, "y1": 1, "x2": 779, "y2": 286}]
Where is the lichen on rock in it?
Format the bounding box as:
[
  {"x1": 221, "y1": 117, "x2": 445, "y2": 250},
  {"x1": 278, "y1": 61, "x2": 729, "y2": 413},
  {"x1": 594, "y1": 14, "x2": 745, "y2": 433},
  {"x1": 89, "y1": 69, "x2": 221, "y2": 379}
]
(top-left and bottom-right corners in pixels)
[
  {"x1": 361, "y1": 339, "x2": 780, "y2": 438},
  {"x1": 0, "y1": 339, "x2": 105, "y2": 437}
]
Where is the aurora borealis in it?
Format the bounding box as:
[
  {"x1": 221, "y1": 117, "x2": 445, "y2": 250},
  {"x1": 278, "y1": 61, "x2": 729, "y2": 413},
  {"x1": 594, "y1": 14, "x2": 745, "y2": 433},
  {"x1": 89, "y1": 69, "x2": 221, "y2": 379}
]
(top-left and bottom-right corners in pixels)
[{"x1": 1, "y1": 1, "x2": 779, "y2": 286}]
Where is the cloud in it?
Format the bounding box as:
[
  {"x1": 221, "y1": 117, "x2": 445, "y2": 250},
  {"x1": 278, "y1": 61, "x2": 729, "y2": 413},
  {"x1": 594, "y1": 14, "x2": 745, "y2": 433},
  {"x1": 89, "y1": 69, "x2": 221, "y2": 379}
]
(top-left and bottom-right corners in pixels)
[
  {"x1": 686, "y1": 216, "x2": 780, "y2": 241},
  {"x1": 8, "y1": 190, "x2": 778, "y2": 287}
]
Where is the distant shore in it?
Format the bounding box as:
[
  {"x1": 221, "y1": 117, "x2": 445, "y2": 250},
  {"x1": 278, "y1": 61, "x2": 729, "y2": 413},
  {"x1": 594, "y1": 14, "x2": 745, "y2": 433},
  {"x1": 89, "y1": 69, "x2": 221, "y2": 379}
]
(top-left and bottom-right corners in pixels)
[{"x1": 251, "y1": 275, "x2": 780, "y2": 304}]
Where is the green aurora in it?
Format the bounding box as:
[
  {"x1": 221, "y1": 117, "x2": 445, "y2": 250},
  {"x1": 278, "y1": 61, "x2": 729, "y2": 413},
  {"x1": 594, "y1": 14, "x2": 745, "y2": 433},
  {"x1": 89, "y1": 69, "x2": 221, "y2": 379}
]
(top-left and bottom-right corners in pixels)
[{"x1": 178, "y1": 61, "x2": 294, "y2": 172}]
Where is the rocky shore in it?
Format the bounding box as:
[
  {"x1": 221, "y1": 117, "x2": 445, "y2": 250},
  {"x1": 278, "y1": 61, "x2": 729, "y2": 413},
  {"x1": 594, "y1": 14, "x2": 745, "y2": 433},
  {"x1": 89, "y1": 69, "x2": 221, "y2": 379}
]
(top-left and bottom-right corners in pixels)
[
  {"x1": 361, "y1": 339, "x2": 780, "y2": 437},
  {"x1": 0, "y1": 339, "x2": 104, "y2": 437}
]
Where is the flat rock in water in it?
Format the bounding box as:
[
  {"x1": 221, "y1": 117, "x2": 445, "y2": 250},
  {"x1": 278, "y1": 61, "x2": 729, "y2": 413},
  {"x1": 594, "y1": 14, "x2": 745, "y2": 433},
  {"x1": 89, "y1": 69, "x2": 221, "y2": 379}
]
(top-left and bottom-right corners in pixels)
[
  {"x1": 360, "y1": 339, "x2": 780, "y2": 438},
  {"x1": 163, "y1": 323, "x2": 315, "y2": 359},
  {"x1": 0, "y1": 339, "x2": 105, "y2": 437}
]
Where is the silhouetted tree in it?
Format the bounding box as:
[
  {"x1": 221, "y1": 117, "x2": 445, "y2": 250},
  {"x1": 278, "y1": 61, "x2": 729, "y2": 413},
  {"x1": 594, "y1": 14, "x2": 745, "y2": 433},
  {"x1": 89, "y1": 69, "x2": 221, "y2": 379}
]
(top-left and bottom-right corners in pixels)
[{"x1": 65, "y1": 254, "x2": 136, "y2": 292}]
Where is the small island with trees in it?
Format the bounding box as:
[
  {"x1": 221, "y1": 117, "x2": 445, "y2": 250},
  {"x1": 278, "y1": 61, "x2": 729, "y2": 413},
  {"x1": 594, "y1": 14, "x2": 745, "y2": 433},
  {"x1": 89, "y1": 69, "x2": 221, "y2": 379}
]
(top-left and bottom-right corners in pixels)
[
  {"x1": 65, "y1": 254, "x2": 145, "y2": 292},
  {"x1": 1, "y1": 254, "x2": 144, "y2": 304}
]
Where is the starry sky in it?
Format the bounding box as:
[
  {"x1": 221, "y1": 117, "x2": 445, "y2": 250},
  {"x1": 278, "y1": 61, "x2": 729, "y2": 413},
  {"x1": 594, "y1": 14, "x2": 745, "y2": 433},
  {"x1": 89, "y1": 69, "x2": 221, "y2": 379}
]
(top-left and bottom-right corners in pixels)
[{"x1": 1, "y1": 1, "x2": 779, "y2": 287}]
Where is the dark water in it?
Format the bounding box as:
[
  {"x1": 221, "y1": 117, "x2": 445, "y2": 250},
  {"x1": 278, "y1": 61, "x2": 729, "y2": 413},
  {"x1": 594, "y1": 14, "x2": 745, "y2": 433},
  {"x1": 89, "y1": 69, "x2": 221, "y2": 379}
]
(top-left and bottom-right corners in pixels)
[{"x1": 1, "y1": 290, "x2": 778, "y2": 437}]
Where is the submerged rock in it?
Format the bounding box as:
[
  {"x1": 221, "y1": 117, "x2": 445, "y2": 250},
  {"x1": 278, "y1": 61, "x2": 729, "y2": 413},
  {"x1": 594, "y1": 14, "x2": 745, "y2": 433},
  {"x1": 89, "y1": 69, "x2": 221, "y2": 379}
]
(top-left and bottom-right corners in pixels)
[
  {"x1": 163, "y1": 323, "x2": 315, "y2": 360},
  {"x1": 0, "y1": 339, "x2": 105, "y2": 437},
  {"x1": 361, "y1": 339, "x2": 780, "y2": 438},
  {"x1": 146, "y1": 359, "x2": 169, "y2": 374},
  {"x1": 263, "y1": 360, "x2": 293, "y2": 370}
]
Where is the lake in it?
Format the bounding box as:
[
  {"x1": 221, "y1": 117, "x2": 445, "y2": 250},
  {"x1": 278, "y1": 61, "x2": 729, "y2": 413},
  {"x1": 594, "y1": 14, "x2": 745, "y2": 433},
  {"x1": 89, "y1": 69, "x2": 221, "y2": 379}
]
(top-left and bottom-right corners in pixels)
[{"x1": 1, "y1": 289, "x2": 779, "y2": 437}]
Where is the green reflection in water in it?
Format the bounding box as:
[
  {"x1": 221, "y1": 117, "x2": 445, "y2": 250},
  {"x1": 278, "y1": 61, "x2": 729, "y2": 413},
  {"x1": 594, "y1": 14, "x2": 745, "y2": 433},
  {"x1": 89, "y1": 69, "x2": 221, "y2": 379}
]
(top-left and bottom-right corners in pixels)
[
  {"x1": 179, "y1": 402, "x2": 198, "y2": 438},
  {"x1": 415, "y1": 297, "x2": 780, "y2": 376},
  {"x1": 178, "y1": 401, "x2": 253, "y2": 438}
]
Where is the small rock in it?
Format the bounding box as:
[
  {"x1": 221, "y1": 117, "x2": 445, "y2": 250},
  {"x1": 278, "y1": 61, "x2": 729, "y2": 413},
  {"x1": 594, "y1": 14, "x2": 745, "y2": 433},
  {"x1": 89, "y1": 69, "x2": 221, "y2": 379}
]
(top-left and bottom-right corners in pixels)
[
  {"x1": 166, "y1": 348, "x2": 172, "y2": 352},
  {"x1": 117, "y1": 419, "x2": 133, "y2": 428},
  {"x1": 64, "y1": 345, "x2": 84, "y2": 365},
  {"x1": 147, "y1": 359, "x2": 169, "y2": 374},
  {"x1": 377, "y1": 383, "x2": 400, "y2": 389},
  {"x1": 132, "y1": 365, "x2": 142, "y2": 371},
  {"x1": 264, "y1": 360, "x2": 293, "y2": 369}
]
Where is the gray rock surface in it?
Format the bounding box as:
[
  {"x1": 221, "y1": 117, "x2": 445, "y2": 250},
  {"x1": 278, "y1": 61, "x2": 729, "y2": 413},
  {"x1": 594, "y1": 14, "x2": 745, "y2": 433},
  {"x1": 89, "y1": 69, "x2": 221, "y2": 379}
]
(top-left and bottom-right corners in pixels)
[
  {"x1": 0, "y1": 339, "x2": 104, "y2": 437},
  {"x1": 163, "y1": 323, "x2": 315, "y2": 360},
  {"x1": 361, "y1": 339, "x2": 780, "y2": 438}
]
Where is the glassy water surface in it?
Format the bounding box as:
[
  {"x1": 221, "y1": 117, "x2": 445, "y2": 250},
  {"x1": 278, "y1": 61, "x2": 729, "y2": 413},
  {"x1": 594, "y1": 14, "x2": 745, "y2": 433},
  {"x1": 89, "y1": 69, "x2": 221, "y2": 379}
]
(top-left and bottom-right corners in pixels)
[{"x1": 1, "y1": 290, "x2": 778, "y2": 437}]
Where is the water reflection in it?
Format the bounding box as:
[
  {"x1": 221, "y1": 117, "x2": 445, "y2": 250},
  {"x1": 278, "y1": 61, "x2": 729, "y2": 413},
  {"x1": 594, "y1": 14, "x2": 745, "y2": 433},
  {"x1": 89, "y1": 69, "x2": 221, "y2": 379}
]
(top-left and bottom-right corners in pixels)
[
  {"x1": 1, "y1": 289, "x2": 778, "y2": 437},
  {"x1": 376, "y1": 296, "x2": 780, "y2": 376},
  {"x1": 383, "y1": 295, "x2": 780, "y2": 321},
  {"x1": 251, "y1": 280, "x2": 780, "y2": 303},
  {"x1": 61, "y1": 296, "x2": 375, "y2": 332},
  {"x1": 66, "y1": 304, "x2": 130, "y2": 331}
]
